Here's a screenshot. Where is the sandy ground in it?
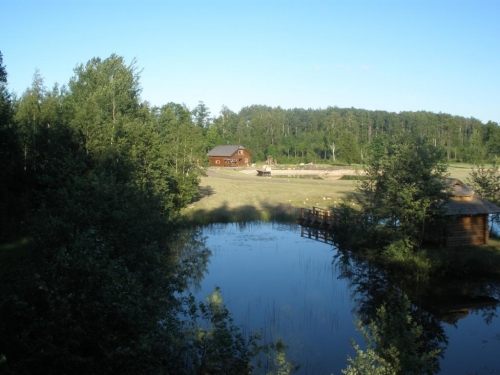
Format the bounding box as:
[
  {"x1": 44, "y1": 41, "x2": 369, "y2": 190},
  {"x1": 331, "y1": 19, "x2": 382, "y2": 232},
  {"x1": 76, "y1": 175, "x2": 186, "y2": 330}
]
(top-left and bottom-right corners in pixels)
[{"x1": 238, "y1": 167, "x2": 358, "y2": 180}]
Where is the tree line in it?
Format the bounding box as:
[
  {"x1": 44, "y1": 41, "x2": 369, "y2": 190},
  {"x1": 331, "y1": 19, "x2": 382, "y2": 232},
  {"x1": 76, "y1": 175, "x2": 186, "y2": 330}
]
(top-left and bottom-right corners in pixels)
[{"x1": 204, "y1": 104, "x2": 500, "y2": 165}]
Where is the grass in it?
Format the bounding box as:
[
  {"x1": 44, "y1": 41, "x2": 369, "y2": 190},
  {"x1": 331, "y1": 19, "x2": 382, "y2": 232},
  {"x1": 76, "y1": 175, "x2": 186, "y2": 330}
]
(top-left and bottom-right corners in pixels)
[
  {"x1": 183, "y1": 163, "x2": 479, "y2": 225},
  {"x1": 182, "y1": 167, "x2": 358, "y2": 225},
  {"x1": 447, "y1": 162, "x2": 485, "y2": 180}
]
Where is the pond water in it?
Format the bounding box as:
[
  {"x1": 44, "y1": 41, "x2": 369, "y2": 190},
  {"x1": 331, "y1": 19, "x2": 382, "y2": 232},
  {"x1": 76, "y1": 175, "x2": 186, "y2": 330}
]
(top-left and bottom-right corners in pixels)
[{"x1": 186, "y1": 221, "x2": 500, "y2": 375}]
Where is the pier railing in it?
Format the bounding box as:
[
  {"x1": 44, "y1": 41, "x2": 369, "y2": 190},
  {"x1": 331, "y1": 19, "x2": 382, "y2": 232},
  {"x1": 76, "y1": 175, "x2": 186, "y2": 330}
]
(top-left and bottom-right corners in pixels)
[
  {"x1": 298, "y1": 206, "x2": 368, "y2": 231},
  {"x1": 298, "y1": 207, "x2": 343, "y2": 230}
]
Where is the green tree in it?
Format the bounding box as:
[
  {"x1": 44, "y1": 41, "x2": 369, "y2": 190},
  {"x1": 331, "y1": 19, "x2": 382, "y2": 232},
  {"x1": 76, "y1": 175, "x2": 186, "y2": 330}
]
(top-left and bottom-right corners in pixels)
[
  {"x1": 338, "y1": 130, "x2": 360, "y2": 165},
  {"x1": 359, "y1": 134, "x2": 448, "y2": 249},
  {"x1": 0, "y1": 51, "x2": 23, "y2": 238},
  {"x1": 192, "y1": 100, "x2": 211, "y2": 129},
  {"x1": 68, "y1": 54, "x2": 141, "y2": 156},
  {"x1": 15, "y1": 70, "x2": 47, "y2": 175},
  {"x1": 0, "y1": 52, "x2": 6, "y2": 83},
  {"x1": 483, "y1": 121, "x2": 500, "y2": 160},
  {"x1": 156, "y1": 102, "x2": 206, "y2": 207},
  {"x1": 215, "y1": 105, "x2": 238, "y2": 140},
  {"x1": 466, "y1": 127, "x2": 487, "y2": 163},
  {"x1": 2, "y1": 53, "x2": 304, "y2": 375},
  {"x1": 467, "y1": 163, "x2": 500, "y2": 205},
  {"x1": 467, "y1": 163, "x2": 500, "y2": 234},
  {"x1": 206, "y1": 122, "x2": 225, "y2": 150},
  {"x1": 324, "y1": 111, "x2": 342, "y2": 161},
  {"x1": 1, "y1": 54, "x2": 203, "y2": 373}
]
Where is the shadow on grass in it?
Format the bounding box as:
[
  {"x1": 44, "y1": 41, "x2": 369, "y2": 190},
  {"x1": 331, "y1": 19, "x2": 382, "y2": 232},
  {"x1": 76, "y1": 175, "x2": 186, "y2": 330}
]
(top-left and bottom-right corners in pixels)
[
  {"x1": 182, "y1": 201, "x2": 301, "y2": 226},
  {"x1": 191, "y1": 186, "x2": 215, "y2": 203}
]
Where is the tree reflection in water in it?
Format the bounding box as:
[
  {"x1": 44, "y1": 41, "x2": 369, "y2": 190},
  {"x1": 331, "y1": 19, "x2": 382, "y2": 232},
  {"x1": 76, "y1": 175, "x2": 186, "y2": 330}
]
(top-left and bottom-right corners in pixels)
[
  {"x1": 170, "y1": 228, "x2": 212, "y2": 292},
  {"x1": 334, "y1": 248, "x2": 446, "y2": 374},
  {"x1": 303, "y1": 226, "x2": 499, "y2": 374},
  {"x1": 174, "y1": 223, "x2": 500, "y2": 374}
]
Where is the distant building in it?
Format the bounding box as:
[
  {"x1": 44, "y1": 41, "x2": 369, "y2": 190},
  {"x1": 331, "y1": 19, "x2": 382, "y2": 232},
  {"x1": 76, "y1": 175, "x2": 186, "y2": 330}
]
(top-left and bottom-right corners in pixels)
[
  {"x1": 425, "y1": 178, "x2": 500, "y2": 247},
  {"x1": 207, "y1": 145, "x2": 252, "y2": 167}
]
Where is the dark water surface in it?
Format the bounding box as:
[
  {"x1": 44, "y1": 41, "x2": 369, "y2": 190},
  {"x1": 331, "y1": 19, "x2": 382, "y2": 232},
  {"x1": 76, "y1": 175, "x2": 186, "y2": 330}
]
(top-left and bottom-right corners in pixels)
[{"x1": 187, "y1": 221, "x2": 500, "y2": 375}]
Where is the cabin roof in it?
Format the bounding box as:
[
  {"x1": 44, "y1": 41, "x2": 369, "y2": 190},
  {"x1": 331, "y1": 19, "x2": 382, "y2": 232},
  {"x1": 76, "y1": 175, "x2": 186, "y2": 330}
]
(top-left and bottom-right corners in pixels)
[
  {"x1": 207, "y1": 145, "x2": 250, "y2": 157},
  {"x1": 443, "y1": 178, "x2": 500, "y2": 215},
  {"x1": 444, "y1": 196, "x2": 500, "y2": 216},
  {"x1": 445, "y1": 178, "x2": 475, "y2": 197}
]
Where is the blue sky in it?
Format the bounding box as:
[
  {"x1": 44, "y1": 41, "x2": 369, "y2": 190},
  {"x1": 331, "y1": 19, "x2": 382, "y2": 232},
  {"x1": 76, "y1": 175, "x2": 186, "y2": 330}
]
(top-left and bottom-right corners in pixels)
[{"x1": 2, "y1": 0, "x2": 499, "y2": 122}]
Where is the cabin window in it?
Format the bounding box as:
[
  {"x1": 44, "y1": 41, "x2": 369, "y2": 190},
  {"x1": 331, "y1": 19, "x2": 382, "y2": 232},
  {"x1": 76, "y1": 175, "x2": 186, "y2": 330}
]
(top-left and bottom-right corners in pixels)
[
  {"x1": 215, "y1": 160, "x2": 220, "y2": 164},
  {"x1": 238, "y1": 150, "x2": 244, "y2": 155}
]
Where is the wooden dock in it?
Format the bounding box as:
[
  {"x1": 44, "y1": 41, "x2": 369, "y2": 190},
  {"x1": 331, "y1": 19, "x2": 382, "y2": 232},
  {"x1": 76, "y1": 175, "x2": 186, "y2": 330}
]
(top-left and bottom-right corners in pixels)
[{"x1": 297, "y1": 207, "x2": 342, "y2": 230}]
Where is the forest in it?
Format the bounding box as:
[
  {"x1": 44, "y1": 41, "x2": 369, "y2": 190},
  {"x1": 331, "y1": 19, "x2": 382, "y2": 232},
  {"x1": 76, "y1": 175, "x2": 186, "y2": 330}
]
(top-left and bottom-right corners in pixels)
[
  {"x1": 1, "y1": 52, "x2": 499, "y2": 374},
  {"x1": 206, "y1": 102, "x2": 500, "y2": 166}
]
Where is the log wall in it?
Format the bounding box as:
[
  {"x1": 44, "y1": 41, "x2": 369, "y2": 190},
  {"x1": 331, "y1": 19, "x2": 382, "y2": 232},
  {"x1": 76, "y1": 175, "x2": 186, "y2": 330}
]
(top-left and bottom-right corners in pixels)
[{"x1": 445, "y1": 215, "x2": 488, "y2": 247}]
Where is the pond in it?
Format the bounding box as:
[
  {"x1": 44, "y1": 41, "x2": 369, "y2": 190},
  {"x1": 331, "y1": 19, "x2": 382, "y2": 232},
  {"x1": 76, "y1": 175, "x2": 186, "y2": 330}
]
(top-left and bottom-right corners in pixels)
[{"x1": 185, "y1": 221, "x2": 500, "y2": 375}]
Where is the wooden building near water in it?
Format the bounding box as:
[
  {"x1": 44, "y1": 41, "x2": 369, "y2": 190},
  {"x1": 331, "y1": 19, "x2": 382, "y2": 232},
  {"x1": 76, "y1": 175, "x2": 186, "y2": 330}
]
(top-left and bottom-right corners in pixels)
[
  {"x1": 425, "y1": 178, "x2": 500, "y2": 247},
  {"x1": 207, "y1": 145, "x2": 252, "y2": 167}
]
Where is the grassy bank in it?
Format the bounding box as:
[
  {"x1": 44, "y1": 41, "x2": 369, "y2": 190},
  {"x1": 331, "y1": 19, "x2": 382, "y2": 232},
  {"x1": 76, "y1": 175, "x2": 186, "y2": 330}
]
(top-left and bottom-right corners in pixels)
[
  {"x1": 182, "y1": 167, "x2": 358, "y2": 225},
  {"x1": 182, "y1": 164, "x2": 478, "y2": 225}
]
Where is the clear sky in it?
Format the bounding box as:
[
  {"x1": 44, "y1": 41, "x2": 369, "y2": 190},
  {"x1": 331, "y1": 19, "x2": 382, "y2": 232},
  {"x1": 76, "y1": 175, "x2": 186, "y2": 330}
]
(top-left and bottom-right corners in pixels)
[{"x1": 2, "y1": 0, "x2": 499, "y2": 123}]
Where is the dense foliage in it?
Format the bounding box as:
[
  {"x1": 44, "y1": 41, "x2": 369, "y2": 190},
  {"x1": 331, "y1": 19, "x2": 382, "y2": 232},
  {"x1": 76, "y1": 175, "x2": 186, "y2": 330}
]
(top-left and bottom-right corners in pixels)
[
  {"x1": 358, "y1": 133, "x2": 449, "y2": 250},
  {"x1": 467, "y1": 163, "x2": 500, "y2": 235},
  {"x1": 206, "y1": 105, "x2": 499, "y2": 165},
  {"x1": 0, "y1": 53, "x2": 261, "y2": 374}
]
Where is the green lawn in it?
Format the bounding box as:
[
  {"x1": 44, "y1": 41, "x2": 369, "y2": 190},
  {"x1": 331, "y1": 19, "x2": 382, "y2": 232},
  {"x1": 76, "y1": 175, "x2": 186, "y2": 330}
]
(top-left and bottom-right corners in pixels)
[
  {"x1": 183, "y1": 163, "x2": 482, "y2": 225},
  {"x1": 447, "y1": 163, "x2": 478, "y2": 180},
  {"x1": 183, "y1": 168, "x2": 358, "y2": 224}
]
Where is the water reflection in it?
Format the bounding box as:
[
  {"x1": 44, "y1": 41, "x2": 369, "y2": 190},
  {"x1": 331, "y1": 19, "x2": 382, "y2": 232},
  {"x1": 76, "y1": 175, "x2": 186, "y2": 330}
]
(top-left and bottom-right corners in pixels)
[
  {"x1": 178, "y1": 222, "x2": 500, "y2": 374},
  {"x1": 305, "y1": 226, "x2": 500, "y2": 374},
  {"x1": 334, "y1": 247, "x2": 447, "y2": 374},
  {"x1": 171, "y1": 229, "x2": 212, "y2": 292}
]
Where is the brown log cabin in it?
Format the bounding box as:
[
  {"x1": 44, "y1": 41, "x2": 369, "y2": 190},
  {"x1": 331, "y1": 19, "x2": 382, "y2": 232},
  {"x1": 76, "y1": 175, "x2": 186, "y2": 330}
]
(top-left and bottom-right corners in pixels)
[
  {"x1": 425, "y1": 178, "x2": 500, "y2": 247},
  {"x1": 207, "y1": 145, "x2": 252, "y2": 167},
  {"x1": 298, "y1": 178, "x2": 500, "y2": 248}
]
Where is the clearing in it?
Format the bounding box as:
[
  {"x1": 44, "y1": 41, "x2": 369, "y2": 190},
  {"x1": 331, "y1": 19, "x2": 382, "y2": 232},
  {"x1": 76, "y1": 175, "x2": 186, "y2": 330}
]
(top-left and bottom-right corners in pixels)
[{"x1": 183, "y1": 164, "x2": 478, "y2": 224}]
